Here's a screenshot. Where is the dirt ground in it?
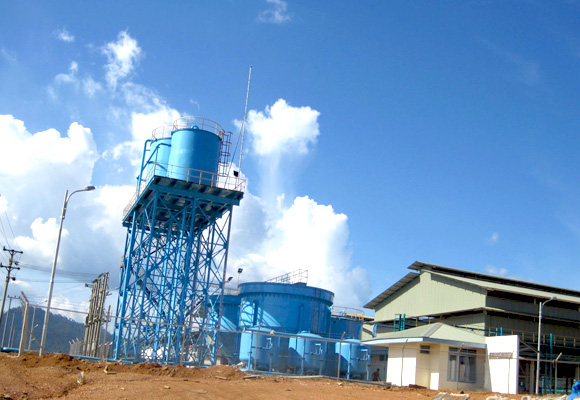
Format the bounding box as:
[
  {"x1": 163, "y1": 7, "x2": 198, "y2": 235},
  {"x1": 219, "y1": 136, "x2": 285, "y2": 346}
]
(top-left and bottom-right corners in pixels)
[{"x1": 0, "y1": 352, "x2": 501, "y2": 400}]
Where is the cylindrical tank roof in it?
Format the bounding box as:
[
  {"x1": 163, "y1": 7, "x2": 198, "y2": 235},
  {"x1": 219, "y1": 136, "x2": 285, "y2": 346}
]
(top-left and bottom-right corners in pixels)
[{"x1": 238, "y1": 282, "x2": 334, "y2": 304}]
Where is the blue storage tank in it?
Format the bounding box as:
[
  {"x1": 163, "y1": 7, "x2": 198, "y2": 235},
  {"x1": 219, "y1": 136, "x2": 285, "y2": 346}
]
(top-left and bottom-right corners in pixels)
[
  {"x1": 332, "y1": 339, "x2": 371, "y2": 380},
  {"x1": 288, "y1": 332, "x2": 327, "y2": 375},
  {"x1": 218, "y1": 295, "x2": 241, "y2": 330},
  {"x1": 329, "y1": 316, "x2": 363, "y2": 340},
  {"x1": 147, "y1": 137, "x2": 171, "y2": 179},
  {"x1": 238, "y1": 328, "x2": 288, "y2": 372},
  {"x1": 168, "y1": 127, "x2": 221, "y2": 185},
  {"x1": 213, "y1": 295, "x2": 241, "y2": 365},
  {"x1": 238, "y1": 282, "x2": 334, "y2": 335}
]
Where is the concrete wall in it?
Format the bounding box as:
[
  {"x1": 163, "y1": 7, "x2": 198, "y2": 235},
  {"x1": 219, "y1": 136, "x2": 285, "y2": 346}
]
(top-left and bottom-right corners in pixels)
[
  {"x1": 485, "y1": 335, "x2": 519, "y2": 394},
  {"x1": 386, "y1": 343, "x2": 418, "y2": 387},
  {"x1": 386, "y1": 342, "x2": 487, "y2": 391}
]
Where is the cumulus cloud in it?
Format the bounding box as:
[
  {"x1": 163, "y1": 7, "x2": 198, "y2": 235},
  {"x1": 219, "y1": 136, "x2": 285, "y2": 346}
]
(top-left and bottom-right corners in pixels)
[
  {"x1": 231, "y1": 193, "x2": 371, "y2": 307},
  {"x1": 103, "y1": 98, "x2": 181, "y2": 166},
  {"x1": 102, "y1": 31, "x2": 142, "y2": 90},
  {"x1": 246, "y1": 99, "x2": 319, "y2": 156},
  {"x1": 258, "y1": 0, "x2": 291, "y2": 24},
  {"x1": 0, "y1": 115, "x2": 129, "y2": 306},
  {"x1": 54, "y1": 28, "x2": 75, "y2": 43},
  {"x1": 229, "y1": 99, "x2": 371, "y2": 307}
]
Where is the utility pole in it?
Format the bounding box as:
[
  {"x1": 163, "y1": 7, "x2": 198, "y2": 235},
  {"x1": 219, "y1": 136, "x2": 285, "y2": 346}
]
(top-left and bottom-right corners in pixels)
[
  {"x1": 82, "y1": 272, "x2": 109, "y2": 357},
  {"x1": 0, "y1": 247, "x2": 23, "y2": 341}
]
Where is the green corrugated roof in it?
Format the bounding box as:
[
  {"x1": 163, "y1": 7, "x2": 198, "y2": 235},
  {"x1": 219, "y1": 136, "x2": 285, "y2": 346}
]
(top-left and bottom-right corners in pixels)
[{"x1": 363, "y1": 322, "x2": 487, "y2": 348}]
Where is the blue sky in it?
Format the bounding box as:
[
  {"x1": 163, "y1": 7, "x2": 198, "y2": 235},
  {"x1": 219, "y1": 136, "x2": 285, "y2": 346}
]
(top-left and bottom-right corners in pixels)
[{"x1": 1, "y1": 1, "x2": 580, "y2": 317}]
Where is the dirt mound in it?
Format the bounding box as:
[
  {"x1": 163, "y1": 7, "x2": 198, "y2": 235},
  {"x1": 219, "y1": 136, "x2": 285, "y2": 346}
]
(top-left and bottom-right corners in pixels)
[
  {"x1": 100, "y1": 361, "x2": 247, "y2": 379},
  {"x1": 0, "y1": 352, "x2": 499, "y2": 400},
  {"x1": 19, "y1": 353, "x2": 90, "y2": 370}
]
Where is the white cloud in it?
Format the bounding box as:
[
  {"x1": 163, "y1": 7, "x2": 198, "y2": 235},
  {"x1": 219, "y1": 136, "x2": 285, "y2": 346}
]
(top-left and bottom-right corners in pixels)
[
  {"x1": 102, "y1": 31, "x2": 142, "y2": 90},
  {"x1": 0, "y1": 116, "x2": 97, "y2": 179},
  {"x1": 246, "y1": 98, "x2": 319, "y2": 156},
  {"x1": 228, "y1": 99, "x2": 371, "y2": 308},
  {"x1": 1, "y1": 48, "x2": 17, "y2": 64},
  {"x1": 485, "y1": 265, "x2": 508, "y2": 277},
  {"x1": 103, "y1": 100, "x2": 181, "y2": 165},
  {"x1": 82, "y1": 76, "x2": 103, "y2": 97},
  {"x1": 54, "y1": 28, "x2": 75, "y2": 43},
  {"x1": 15, "y1": 217, "x2": 63, "y2": 260},
  {"x1": 258, "y1": 0, "x2": 291, "y2": 24},
  {"x1": 230, "y1": 194, "x2": 370, "y2": 307},
  {"x1": 54, "y1": 61, "x2": 79, "y2": 84},
  {"x1": 489, "y1": 232, "x2": 499, "y2": 244},
  {"x1": 50, "y1": 61, "x2": 103, "y2": 99},
  {"x1": 0, "y1": 115, "x2": 104, "y2": 297}
]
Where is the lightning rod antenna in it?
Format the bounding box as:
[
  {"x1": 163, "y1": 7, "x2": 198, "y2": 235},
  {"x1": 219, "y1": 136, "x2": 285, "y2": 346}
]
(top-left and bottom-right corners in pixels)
[{"x1": 238, "y1": 66, "x2": 252, "y2": 173}]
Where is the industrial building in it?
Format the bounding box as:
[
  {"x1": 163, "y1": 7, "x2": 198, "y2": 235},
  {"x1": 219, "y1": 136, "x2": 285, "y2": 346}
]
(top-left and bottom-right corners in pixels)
[{"x1": 363, "y1": 261, "x2": 580, "y2": 394}]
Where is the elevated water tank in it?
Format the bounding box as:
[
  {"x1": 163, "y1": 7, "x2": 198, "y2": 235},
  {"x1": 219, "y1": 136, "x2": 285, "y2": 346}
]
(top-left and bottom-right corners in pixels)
[
  {"x1": 168, "y1": 126, "x2": 221, "y2": 185},
  {"x1": 147, "y1": 137, "x2": 171, "y2": 179},
  {"x1": 238, "y1": 282, "x2": 334, "y2": 335},
  {"x1": 288, "y1": 332, "x2": 327, "y2": 375}
]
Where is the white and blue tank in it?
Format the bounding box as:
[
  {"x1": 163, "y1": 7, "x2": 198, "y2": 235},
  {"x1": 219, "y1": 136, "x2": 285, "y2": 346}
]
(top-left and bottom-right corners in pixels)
[
  {"x1": 238, "y1": 282, "x2": 334, "y2": 335},
  {"x1": 288, "y1": 332, "x2": 328, "y2": 375},
  {"x1": 144, "y1": 117, "x2": 224, "y2": 186},
  {"x1": 212, "y1": 294, "x2": 241, "y2": 365},
  {"x1": 237, "y1": 281, "x2": 334, "y2": 372}
]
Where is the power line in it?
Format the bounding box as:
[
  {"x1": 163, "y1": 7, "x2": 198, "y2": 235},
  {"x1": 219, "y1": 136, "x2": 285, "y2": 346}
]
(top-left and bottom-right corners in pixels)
[
  {"x1": 0, "y1": 193, "x2": 21, "y2": 254},
  {"x1": 0, "y1": 247, "x2": 23, "y2": 333},
  {"x1": 3, "y1": 211, "x2": 17, "y2": 245},
  {"x1": 0, "y1": 218, "x2": 11, "y2": 255},
  {"x1": 18, "y1": 262, "x2": 98, "y2": 280}
]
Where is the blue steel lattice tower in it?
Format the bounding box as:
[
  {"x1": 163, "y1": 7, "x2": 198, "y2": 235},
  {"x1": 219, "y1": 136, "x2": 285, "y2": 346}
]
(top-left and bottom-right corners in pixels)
[{"x1": 113, "y1": 117, "x2": 245, "y2": 365}]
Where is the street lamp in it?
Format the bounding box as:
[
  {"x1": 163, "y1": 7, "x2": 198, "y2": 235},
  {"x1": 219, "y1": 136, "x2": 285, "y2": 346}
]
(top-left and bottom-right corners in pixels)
[
  {"x1": 39, "y1": 186, "x2": 95, "y2": 356},
  {"x1": 237, "y1": 268, "x2": 243, "y2": 291},
  {"x1": 535, "y1": 296, "x2": 556, "y2": 394}
]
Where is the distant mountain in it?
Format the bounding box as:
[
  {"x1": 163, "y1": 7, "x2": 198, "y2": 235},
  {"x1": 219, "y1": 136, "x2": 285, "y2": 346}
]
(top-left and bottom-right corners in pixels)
[{"x1": 0, "y1": 306, "x2": 93, "y2": 354}]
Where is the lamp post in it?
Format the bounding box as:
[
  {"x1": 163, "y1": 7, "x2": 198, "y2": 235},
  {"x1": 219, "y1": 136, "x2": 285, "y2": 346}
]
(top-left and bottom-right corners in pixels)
[
  {"x1": 535, "y1": 296, "x2": 556, "y2": 394},
  {"x1": 39, "y1": 186, "x2": 95, "y2": 356},
  {"x1": 237, "y1": 268, "x2": 243, "y2": 291}
]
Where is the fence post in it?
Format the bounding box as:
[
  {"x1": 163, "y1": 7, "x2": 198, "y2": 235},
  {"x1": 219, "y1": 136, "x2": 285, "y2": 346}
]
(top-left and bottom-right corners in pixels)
[{"x1": 337, "y1": 332, "x2": 345, "y2": 378}]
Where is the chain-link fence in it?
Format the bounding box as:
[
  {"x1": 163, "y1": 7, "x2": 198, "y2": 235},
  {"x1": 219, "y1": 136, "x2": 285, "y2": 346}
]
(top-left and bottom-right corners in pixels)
[{"x1": 3, "y1": 300, "x2": 580, "y2": 394}]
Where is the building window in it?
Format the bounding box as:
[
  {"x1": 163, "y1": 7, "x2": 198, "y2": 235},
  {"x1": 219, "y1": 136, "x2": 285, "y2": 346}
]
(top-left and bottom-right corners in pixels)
[
  {"x1": 420, "y1": 345, "x2": 431, "y2": 354},
  {"x1": 447, "y1": 347, "x2": 476, "y2": 383}
]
